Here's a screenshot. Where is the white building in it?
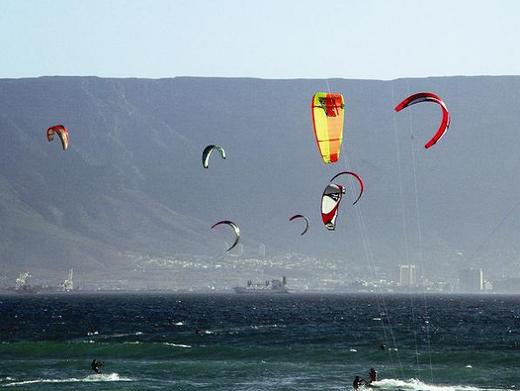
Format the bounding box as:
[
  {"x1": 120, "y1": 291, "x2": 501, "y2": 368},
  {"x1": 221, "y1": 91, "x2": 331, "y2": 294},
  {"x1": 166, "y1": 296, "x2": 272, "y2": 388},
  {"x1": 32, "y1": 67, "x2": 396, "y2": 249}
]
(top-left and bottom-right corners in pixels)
[
  {"x1": 458, "y1": 268, "x2": 483, "y2": 292},
  {"x1": 399, "y1": 264, "x2": 416, "y2": 287}
]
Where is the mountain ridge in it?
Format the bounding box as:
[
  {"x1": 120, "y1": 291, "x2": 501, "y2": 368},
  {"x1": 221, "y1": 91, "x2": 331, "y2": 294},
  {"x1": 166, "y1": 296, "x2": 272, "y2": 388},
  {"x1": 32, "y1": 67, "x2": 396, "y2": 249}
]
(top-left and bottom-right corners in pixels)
[{"x1": 0, "y1": 75, "x2": 519, "y2": 284}]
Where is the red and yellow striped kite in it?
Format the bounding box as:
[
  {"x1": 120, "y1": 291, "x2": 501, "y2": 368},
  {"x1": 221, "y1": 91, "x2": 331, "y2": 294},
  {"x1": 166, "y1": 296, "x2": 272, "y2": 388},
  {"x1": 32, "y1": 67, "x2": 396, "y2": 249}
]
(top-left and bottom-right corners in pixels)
[{"x1": 311, "y1": 92, "x2": 344, "y2": 164}]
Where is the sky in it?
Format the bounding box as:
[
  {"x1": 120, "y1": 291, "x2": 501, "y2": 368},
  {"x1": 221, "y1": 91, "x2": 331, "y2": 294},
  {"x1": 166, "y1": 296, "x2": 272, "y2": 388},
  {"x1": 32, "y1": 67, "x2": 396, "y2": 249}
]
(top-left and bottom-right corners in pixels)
[{"x1": 0, "y1": 0, "x2": 519, "y2": 80}]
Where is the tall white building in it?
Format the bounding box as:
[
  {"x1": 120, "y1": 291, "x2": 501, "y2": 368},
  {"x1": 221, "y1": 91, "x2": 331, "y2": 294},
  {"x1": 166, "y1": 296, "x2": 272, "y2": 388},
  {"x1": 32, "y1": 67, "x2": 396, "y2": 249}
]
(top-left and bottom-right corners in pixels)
[
  {"x1": 458, "y1": 268, "x2": 483, "y2": 292},
  {"x1": 399, "y1": 264, "x2": 416, "y2": 287},
  {"x1": 62, "y1": 268, "x2": 74, "y2": 292}
]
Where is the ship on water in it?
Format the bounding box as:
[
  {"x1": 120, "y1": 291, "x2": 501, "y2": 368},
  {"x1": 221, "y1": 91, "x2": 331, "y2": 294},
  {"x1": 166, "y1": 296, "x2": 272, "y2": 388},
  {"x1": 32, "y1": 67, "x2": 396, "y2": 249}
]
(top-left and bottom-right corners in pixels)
[
  {"x1": 6, "y1": 272, "x2": 38, "y2": 294},
  {"x1": 3, "y1": 269, "x2": 75, "y2": 294},
  {"x1": 39, "y1": 268, "x2": 75, "y2": 293},
  {"x1": 233, "y1": 276, "x2": 289, "y2": 294},
  {"x1": 61, "y1": 268, "x2": 74, "y2": 292}
]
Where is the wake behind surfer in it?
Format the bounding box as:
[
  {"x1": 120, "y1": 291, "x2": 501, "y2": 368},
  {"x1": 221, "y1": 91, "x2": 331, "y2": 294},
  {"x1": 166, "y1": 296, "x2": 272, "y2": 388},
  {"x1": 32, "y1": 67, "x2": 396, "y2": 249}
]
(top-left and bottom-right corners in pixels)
[{"x1": 91, "y1": 359, "x2": 103, "y2": 374}]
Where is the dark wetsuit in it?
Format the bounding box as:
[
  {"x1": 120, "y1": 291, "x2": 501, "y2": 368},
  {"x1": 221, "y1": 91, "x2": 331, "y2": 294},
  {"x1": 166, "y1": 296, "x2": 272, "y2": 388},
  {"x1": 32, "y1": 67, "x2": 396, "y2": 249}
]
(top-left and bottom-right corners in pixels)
[
  {"x1": 353, "y1": 377, "x2": 365, "y2": 390},
  {"x1": 91, "y1": 360, "x2": 103, "y2": 374},
  {"x1": 368, "y1": 368, "x2": 377, "y2": 383}
]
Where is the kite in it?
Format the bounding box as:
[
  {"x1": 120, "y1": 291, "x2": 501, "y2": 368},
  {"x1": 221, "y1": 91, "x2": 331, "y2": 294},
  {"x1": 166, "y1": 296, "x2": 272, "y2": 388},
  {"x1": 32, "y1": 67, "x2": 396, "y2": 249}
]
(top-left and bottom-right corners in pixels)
[
  {"x1": 289, "y1": 214, "x2": 310, "y2": 236},
  {"x1": 202, "y1": 145, "x2": 226, "y2": 168},
  {"x1": 211, "y1": 220, "x2": 240, "y2": 252},
  {"x1": 46, "y1": 125, "x2": 69, "y2": 150},
  {"x1": 330, "y1": 171, "x2": 364, "y2": 205},
  {"x1": 321, "y1": 183, "x2": 345, "y2": 230},
  {"x1": 311, "y1": 92, "x2": 345, "y2": 164},
  {"x1": 394, "y1": 92, "x2": 450, "y2": 149}
]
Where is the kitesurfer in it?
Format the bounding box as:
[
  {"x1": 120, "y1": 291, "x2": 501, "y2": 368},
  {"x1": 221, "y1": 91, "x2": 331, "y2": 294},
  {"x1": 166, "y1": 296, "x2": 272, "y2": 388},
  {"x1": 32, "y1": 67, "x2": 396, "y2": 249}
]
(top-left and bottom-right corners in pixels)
[
  {"x1": 368, "y1": 368, "x2": 377, "y2": 383},
  {"x1": 353, "y1": 376, "x2": 366, "y2": 390},
  {"x1": 91, "y1": 359, "x2": 103, "y2": 374},
  {"x1": 87, "y1": 325, "x2": 98, "y2": 336}
]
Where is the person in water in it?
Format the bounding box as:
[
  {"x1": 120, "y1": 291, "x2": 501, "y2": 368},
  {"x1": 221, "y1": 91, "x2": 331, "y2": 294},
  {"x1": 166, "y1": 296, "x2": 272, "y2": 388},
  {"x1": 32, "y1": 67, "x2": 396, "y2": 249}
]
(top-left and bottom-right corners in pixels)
[
  {"x1": 353, "y1": 375, "x2": 366, "y2": 390},
  {"x1": 368, "y1": 368, "x2": 377, "y2": 383},
  {"x1": 91, "y1": 359, "x2": 103, "y2": 374}
]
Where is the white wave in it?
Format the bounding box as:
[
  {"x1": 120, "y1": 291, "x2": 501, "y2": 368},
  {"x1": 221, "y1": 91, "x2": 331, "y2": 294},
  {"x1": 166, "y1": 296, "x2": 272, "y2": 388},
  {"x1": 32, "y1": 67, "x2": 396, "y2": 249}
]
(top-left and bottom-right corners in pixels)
[
  {"x1": 370, "y1": 378, "x2": 509, "y2": 391},
  {"x1": 86, "y1": 331, "x2": 143, "y2": 340},
  {"x1": 163, "y1": 342, "x2": 191, "y2": 348},
  {"x1": 3, "y1": 373, "x2": 133, "y2": 387},
  {"x1": 96, "y1": 333, "x2": 137, "y2": 339},
  {"x1": 250, "y1": 324, "x2": 285, "y2": 330}
]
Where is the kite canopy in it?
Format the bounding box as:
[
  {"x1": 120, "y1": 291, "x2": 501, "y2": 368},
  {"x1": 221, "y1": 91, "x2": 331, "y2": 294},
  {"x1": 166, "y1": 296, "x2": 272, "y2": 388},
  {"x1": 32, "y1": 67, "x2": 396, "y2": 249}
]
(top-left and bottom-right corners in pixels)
[
  {"x1": 202, "y1": 145, "x2": 226, "y2": 168},
  {"x1": 211, "y1": 220, "x2": 240, "y2": 252},
  {"x1": 46, "y1": 125, "x2": 69, "y2": 151},
  {"x1": 311, "y1": 92, "x2": 345, "y2": 164},
  {"x1": 321, "y1": 183, "x2": 345, "y2": 231},
  {"x1": 289, "y1": 214, "x2": 310, "y2": 236},
  {"x1": 394, "y1": 92, "x2": 450, "y2": 149},
  {"x1": 330, "y1": 171, "x2": 364, "y2": 205}
]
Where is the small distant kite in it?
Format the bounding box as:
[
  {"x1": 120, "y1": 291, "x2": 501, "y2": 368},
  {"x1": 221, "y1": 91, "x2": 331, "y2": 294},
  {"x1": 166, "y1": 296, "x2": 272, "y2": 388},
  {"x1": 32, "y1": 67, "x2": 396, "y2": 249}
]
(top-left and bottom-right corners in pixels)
[
  {"x1": 311, "y1": 92, "x2": 345, "y2": 164},
  {"x1": 211, "y1": 220, "x2": 240, "y2": 252},
  {"x1": 46, "y1": 125, "x2": 69, "y2": 150},
  {"x1": 202, "y1": 145, "x2": 226, "y2": 168},
  {"x1": 394, "y1": 92, "x2": 450, "y2": 149},
  {"x1": 289, "y1": 214, "x2": 310, "y2": 236}
]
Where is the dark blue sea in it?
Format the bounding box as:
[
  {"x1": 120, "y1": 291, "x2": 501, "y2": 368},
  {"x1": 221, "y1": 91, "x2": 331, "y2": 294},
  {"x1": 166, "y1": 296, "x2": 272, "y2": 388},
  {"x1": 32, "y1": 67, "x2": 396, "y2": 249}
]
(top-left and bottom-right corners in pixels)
[{"x1": 0, "y1": 293, "x2": 518, "y2": 390}]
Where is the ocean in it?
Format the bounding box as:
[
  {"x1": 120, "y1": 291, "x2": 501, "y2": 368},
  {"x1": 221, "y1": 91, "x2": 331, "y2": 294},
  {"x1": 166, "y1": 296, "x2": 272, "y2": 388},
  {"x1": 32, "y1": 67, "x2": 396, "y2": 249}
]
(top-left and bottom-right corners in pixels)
[{"x1": 0, "y1": 293, "x2": 518, "y2": 390}]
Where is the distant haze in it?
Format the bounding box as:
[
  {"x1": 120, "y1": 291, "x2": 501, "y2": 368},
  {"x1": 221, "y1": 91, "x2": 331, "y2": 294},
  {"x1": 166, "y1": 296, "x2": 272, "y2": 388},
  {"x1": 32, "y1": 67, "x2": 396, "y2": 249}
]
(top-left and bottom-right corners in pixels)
[{"x1": 0, "y1": 76, "x2": 519, "y2": 288}]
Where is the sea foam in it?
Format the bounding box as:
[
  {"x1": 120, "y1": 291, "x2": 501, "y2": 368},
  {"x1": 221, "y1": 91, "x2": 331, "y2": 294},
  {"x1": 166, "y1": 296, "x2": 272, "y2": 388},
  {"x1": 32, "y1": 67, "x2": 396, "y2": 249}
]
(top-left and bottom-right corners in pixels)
[{"x1": 2, "y1": 373, "x2": 132, "y2": 387}]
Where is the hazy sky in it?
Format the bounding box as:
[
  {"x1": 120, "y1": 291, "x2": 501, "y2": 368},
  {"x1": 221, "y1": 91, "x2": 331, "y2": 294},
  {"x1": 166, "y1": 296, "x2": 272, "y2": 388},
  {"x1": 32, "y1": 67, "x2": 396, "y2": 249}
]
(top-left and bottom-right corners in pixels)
[{"x1": 1, "y1": 0, "x2": 519, "y2": 80}]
